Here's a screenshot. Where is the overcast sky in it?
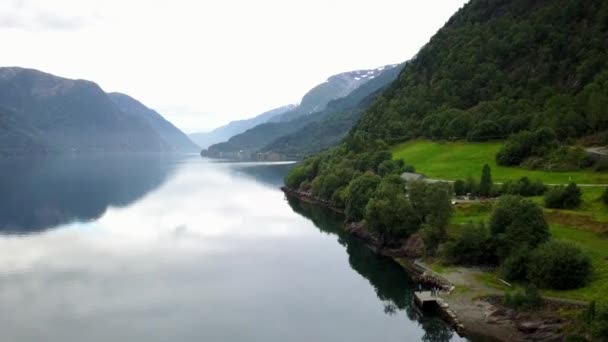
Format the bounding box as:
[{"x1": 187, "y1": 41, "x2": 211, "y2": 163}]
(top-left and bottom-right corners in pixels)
[{"x1": 0, "y1": 0, "x2": 468, "y2": 133}]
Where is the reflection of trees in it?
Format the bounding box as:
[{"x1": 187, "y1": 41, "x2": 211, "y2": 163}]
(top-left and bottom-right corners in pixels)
[
  {"x1": 286, "y1": 197, "x2": 455, "y2": 342},
  {"x1": 0, "y1": 155, "x2": 179, "y2": 234},
  {"x1": 230, "y1": 163, "x2": 296, "y2": 188}
]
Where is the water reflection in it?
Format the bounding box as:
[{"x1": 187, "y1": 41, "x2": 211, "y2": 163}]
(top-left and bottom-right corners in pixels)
[
  {"x1": 0, "y1": 159, "x2": 466, "y2": 341},
  {"x1": 286, "y1": 197, "x2": 457, "y2": 342},
  {"x1": 226, "y1": 161, "x2": 296, "y2": 188},
  {"x1": 0, "y1": 155, "x2": 177, "y2": 234}
]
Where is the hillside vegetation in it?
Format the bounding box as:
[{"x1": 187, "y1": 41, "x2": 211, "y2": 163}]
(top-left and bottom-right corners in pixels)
[{"x1": 354, "y1": 0, "x2": 608, "y2": 144}]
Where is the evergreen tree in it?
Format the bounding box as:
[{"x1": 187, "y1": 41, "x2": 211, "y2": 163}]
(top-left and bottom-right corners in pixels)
[{"x1": 479, "y1": 164, "x2": 493, "y2": 197}]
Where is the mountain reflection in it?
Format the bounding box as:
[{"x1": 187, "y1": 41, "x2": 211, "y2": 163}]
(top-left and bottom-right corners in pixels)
[
  {"x1": 0, "y1": 155, "x2": 178, "y2": 234},
  {"x1": 286, "y1": 197, "x2": 456, "y2": 342}
]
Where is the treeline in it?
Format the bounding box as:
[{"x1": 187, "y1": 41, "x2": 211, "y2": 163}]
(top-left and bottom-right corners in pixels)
[
  {"x1": 285, "y1": 141, "x2": 453, "y2": 249},
  {"x1": 496, "y1": 127, "x2": 606, "y2": 171}
]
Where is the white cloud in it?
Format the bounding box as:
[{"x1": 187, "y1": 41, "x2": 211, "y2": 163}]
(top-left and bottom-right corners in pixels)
[{"x1": 0, "y1": 0, "x2": 469, "y2": 132}]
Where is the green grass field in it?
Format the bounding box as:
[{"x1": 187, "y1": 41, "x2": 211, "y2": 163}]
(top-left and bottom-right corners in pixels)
[{"x1": 392, "y1": 140, "x2": 608, "y2": 184}]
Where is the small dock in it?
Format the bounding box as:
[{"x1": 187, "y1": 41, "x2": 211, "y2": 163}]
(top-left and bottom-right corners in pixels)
[
  {"x1": 414, "y1": 291, "x2": 440, "y2": 309},
  {"x1": 414, "y1": 291, "x2": 466, "y2": 335}
]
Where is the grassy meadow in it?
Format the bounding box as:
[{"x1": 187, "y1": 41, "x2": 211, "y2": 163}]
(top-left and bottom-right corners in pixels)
[{"x1": 392, "y1": 140, "x2": 608, "y2": 185}]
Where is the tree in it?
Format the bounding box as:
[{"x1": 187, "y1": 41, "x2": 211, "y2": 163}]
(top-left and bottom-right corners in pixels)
[
  {"x1": 479, "y1": 164, "x2": 493, "y2": 197},
  {"x1": 345, "y1": 172, "x2": 380, "y2": 222},
  {"x1": 442, "y1": 222, "x2": 491, "y2": 265},
  {"x1": 365, "y1": 175, "x2": 419, "y2": 241},
  {"x1": 423, "y1": 182, "x2": 453, "y2": 240},
  {"x1": 544, "y1": 182, "x2": 582, "y2": 209},
  {"x1": 489, "y1": 195, "x2": 549, "y2": 260},
  {"x1": 528, "y1": 240, "x2": 592, "y2": 290},
  {"x1": 453, "y1": 179, "x2": 466, "y2": 196}
]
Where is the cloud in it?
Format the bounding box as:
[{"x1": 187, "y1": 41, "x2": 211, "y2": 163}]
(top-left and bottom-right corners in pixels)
[{"x1": 0, "y1": 0, "x2": 96, "y2": 31}]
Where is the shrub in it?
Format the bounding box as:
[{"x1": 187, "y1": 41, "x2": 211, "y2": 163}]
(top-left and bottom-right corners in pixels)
[
  {"x1": 501, "y1": 248, "x2": 531, "y2": 281},
  {"x1": 500, "y1": 177, "x2": 546, "y2": 197},
  {"x1": 591, "y1": 302, "x2": 608, "y2": 339},
  {"x1": 528, "y1": 241, "x2": 592, "y2": 290},
  {"x1": 544, "y1": 182, "x2": 582, "y2": 209},
  {"x1": 595, "y1": 158, "x2": 608, "y2": 172},
  {"x1": 489, "y1": 195, "x2": 549, "y2": 260},
  {"x1": 603, "y1": 187, "x2": 608, "y2": 205},
  {"x1": 504, "y1": 284, "x2": 543, "y2": 310},
  {"x1": 453, "y1": 179, "x2": 466, "y2": 196},
  {"x1": 442, "y1": 222, "x2": 493, "y2": 265}
]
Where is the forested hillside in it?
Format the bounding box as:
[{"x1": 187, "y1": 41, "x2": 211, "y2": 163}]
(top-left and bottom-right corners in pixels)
[{"x1": 353, "y1": 0, "x2": 608, "y2": 144}]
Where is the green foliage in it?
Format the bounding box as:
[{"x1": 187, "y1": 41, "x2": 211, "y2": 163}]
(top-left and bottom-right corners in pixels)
[
  {"x1": 496, "y1": 128, "x2": 558, "y2": 166},
  {"x1": 441, "y1": 222, "x2": 493, "y2": 265},
  {"x1": 602, "y1": 187, "x2": 608, "y2": 206},
  {"x1": 479, "y1": 164, "x2": 493, "y2": 196},
  {"x1": 528, "y1": 240, "x2": 592, "y2": 290},
  {"x1": 499, "y1": 177, "x2": 546, "y2": 197},
  {"x1": 544, "y1": 182, "x2": 582, "y2": 209},
  {"x1": 453, "y1": 179, "x2": 466, "y2": 196},
  {"x1": 353, "y1": 0, "x2": 608, "y2": 145},
  {"x1": 285, "y1": 166, "x2": 308, "y2": 189},
  {"x1": 345, "y1": 172, "x2": 381, "y2": 222},
  {"x1": 504, "y1": 284, "x2": 543, "y2": 310},
  {"x1": 365, "y1": 175, "x2": 418, "y2": 240},
  {"x1": 489, "y1": 195, "x2": 549, "y2": 260},
  {"x1": 501, "y1": 248, "x2": 530, "y2": 281},
  {"x1": 590, "y1": 302, "x2": 608, "y2": 339}
]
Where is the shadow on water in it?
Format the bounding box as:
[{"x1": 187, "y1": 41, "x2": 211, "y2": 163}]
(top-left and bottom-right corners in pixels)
[
  {"x1": 285, "y1": 196, "x2": 460, "y2": 342},
  {"x1": 0, "y1": 154, "x2": 180, "y2": 234}
]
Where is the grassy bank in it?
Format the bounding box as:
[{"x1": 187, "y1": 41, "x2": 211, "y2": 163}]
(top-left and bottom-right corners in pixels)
[{"x1": 392, "y1": 140, "x2": 608, "y2": 184}]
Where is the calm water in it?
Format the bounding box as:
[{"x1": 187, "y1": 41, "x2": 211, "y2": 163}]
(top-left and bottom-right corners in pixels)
[{"x1": 0, "y1": 156, "x2": 467, "y2": 342}]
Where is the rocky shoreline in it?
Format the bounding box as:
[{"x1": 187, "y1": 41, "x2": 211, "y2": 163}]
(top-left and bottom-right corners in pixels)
[{"x1": 282, "y1": 187, "x2": 582, "y2": 342}]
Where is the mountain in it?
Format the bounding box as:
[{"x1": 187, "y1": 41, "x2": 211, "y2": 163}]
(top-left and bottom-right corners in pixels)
[
  {"x1": 262, "y1": 63, "x2": 404, "y2": 156},
  {"x1": 204, "y1": 64, "x2": 401, "y2": 158},
  {"x1": 108, "y1": 92, "x2": 198, "y2": 152},
  {"x1": 0, "y1": 67, "x2": 196, "y2": 155},
  {"x1": 269, "y1": 68, "x2": 390, "y2": 123},
  {"x1": 188, "y1": 105, "x2": 295, "y2": 148}
]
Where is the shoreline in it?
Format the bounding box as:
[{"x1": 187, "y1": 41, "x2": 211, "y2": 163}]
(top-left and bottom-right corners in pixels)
[{"x1": 282, "y1": 187, "x2": 576, "y2": 341}]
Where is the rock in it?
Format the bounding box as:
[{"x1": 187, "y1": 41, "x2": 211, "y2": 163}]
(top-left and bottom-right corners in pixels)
[
  {"x1": 537, "y1": 323, "x2": 563, "y2": 333},
  {"x1": 527, "y1": 331, "x2": 563, "y2": 341},
  {"x1": 518, "y1": 321, "x2": 541, "y2": 333}
]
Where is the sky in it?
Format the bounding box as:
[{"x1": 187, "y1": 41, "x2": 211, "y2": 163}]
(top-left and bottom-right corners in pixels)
[{"x1": 0, "y1": 0, "x2": 468, "y2": 133}]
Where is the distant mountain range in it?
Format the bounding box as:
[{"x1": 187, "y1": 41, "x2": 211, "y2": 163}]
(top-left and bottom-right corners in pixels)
[
  {"x1": 202, "y1": 64, "x2": 403, "y2": 159},
  {"x1": 0, "y1": 67, "x2": 197, "y2": 155},
  {"x1": 188, "y1": 105, "x2": 295, "y2": 148}
]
